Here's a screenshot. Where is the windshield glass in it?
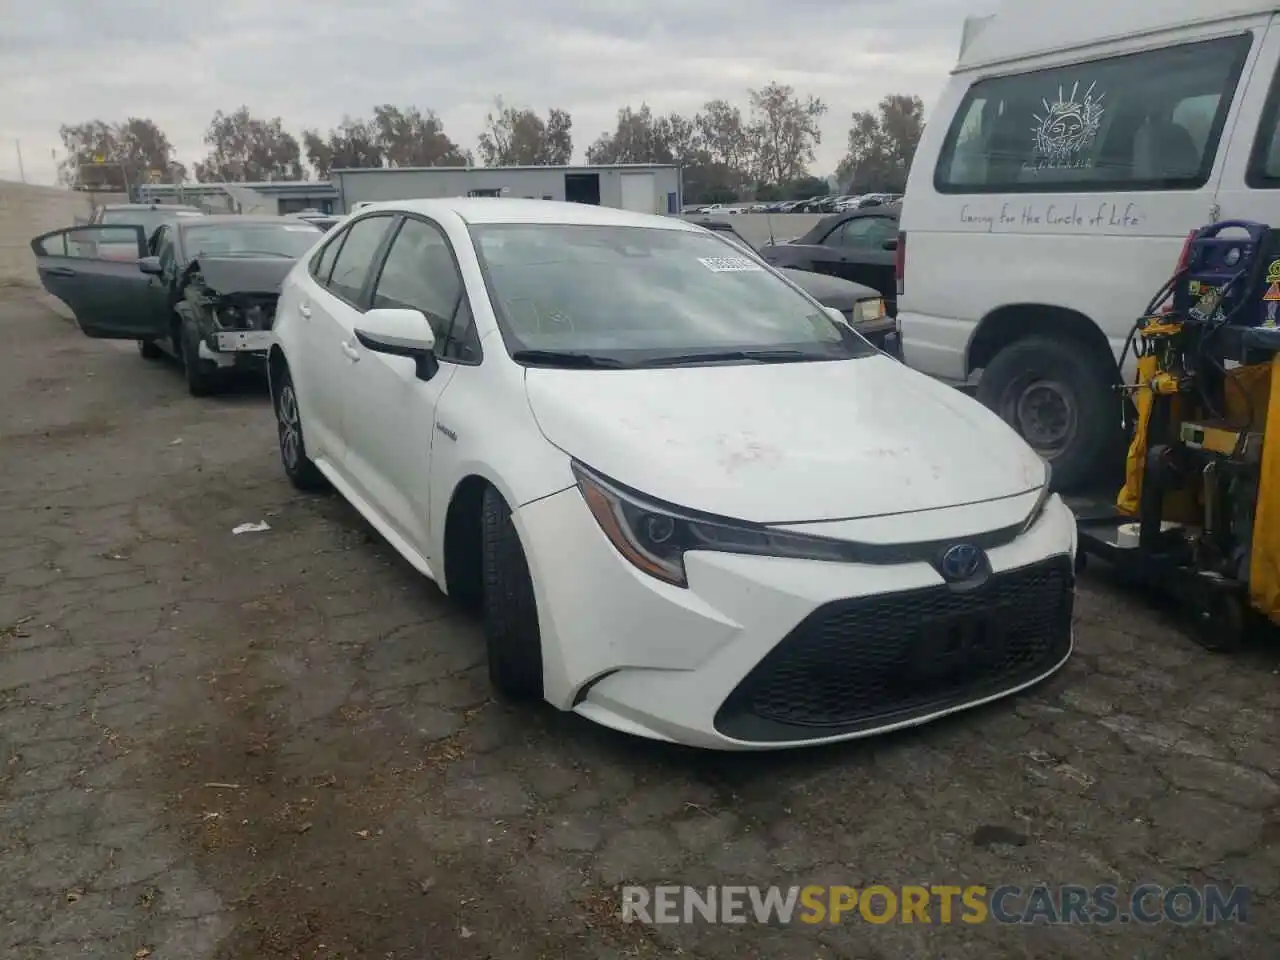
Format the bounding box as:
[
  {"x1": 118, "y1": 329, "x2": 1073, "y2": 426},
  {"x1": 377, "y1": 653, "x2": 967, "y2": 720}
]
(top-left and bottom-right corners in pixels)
[
  {"x1": 101, "y1": 208, "x2": 203, "y2": 236},
  {"x1": 182, "y1": 221, "x2": 322, "y2": 259},
  {"x1": 469, "y1": 223, "x2": 873, "y2": 364}
]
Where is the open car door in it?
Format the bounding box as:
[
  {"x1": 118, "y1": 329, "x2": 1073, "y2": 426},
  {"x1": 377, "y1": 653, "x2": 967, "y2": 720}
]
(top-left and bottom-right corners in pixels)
[{"x1": 29, "y1": 225, "x2": 164, "y2": 339}]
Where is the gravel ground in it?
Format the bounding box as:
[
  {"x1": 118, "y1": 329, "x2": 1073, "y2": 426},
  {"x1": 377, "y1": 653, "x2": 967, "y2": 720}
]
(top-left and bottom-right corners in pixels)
[{"x1": 1, "y1": 292, "x2": 1277, "y2": 959}]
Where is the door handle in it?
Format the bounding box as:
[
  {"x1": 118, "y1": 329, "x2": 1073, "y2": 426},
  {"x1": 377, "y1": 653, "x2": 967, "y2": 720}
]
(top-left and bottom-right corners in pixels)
[
  {"x1": 46, "y1": 267, "x2": 76, "y2": 278},
  {"x1": 340, "y1": 340, "x2": 361, "y2": 362},
  {"x1": 298, "y1": 302, "x2": 312, "y2": 318}
]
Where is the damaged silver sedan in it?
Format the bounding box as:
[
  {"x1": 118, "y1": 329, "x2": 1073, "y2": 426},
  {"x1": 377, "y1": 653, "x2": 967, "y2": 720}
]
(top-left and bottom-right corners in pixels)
[{"x1": 31, "y1": 214, "x2": 324, "y2": 396}]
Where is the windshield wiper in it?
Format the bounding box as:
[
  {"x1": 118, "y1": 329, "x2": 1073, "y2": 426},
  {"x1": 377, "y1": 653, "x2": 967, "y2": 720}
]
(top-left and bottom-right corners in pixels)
[
  {"x1": 637, "y1": 348, "x2": 826, "y2": 367},
  {"x1": 511, "y1": 349, "x2": 628, "y2": 368}
]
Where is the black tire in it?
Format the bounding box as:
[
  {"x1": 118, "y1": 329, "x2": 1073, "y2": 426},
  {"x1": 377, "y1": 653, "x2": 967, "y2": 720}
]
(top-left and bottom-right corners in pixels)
[
  {"x1": 179, "y1": 315, "x2": 219, "y2": 397},
  {"x1": 138, "y1": 339, "x2": 163, "y2": 360},
  {"x1": 272, "y1": 365, "x2": 327, "y2": 492},
  {"x1": 480, "y1": 486, "x2": 544, "y2": 700},
  {"x1": 976, "y1": 335, "x2": 1120, "y2": 493}
]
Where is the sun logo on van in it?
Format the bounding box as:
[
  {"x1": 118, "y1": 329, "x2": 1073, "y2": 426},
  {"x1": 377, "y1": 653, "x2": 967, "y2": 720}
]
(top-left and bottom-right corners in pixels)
[{"x1": 1031, "y1": 81, "x2": 1105, "y2": 169}]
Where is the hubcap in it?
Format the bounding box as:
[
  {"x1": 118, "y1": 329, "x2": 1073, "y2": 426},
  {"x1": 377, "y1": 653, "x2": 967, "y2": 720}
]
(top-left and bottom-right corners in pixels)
[
  {"x1": 1006, "y1": 379, "x2": 1076, "y2": 457},
  {"x1": 277, "y1": 384, "x2": 301, "y2": 469}
]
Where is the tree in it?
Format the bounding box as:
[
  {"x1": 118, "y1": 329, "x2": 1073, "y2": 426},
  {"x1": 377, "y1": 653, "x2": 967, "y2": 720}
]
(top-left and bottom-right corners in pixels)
[
  {"x1": 477, "y1": 98, "x2": 572, "y2": 166},
  {"x1": 747, "y1": 82, "x2": 828, "y2": 186},
  {"x1": 303, "y1": 117, "x2": 382, "y2": 179},
  {"x1": 372, "y1": 104, "x2": 473, "y2": 167},
  {"x1": 694, "y1": 99, "x2": 754, "y2": 181},
  {"x1": 194, "y1": 107, "x2": 305, "y2": 183},
  {"x1": 57, "y1": 118, "x2": 185, "y2": 189},
  {"x1": 837, "y1": 94, "x2": 925, "y2": 193},
  {"x1": 585, "y1": 104, "x2": 676, "y2": 164}
]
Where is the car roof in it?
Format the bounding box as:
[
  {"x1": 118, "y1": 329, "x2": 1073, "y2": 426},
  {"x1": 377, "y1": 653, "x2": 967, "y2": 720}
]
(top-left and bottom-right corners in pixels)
[
  {"x1": 349, "y1": 197, "x2": 701, "y2": 232},
  {"x1": 105, "y1": 203, "x2": 204, "y2": 212},
  {"x1": 178, "y1": 215, "x2": 321, "y2": 228}
]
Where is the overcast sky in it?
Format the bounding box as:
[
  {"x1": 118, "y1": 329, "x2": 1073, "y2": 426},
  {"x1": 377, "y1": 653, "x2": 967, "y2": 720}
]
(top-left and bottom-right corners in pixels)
[{"x1": 0, "y1": 0, "x2": 975, "y2": 185}]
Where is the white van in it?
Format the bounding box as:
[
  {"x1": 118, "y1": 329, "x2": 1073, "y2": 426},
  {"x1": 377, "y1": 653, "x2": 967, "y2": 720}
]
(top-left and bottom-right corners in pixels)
[{"x1": 898, "y1": 0, "x2": 1280, "y2": 489}]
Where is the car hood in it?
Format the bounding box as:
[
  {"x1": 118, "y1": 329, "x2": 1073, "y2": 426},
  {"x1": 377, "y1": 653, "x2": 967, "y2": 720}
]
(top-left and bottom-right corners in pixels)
[
  {"x1": 524, "y1": 356, "x2": 1047, "y2": 525},
  {"x1": 780, "y1": 268, "x2": 878, "y2": 310},
  {"x1": 188, "y1": 256, "x2": 296, "y2": 295}
]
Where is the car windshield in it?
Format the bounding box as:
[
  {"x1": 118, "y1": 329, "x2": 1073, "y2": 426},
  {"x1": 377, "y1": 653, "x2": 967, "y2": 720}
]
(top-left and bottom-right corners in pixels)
[
  {"x1": 100, "y1": 208, "x2": 203, "y2": 235},
  {"x1": 470, "y1": 223, "x2": 873, "y2": 365},
  {"x1": 182, "y1": 221, "x2": 322, "y2": 259}
]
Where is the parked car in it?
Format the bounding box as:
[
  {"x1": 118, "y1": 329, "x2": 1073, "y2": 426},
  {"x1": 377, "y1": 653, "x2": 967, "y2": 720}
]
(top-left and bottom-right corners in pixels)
[
  {"x1": 758, "y1": 204, "x2": 901, "y2": 313},
  {"x1": 79, "y1": 203, "x2": 206, "y2": 260},
  {"x1": 267, "y1": 197, "x2": 1074, "y2": 750},
  {"x1": 291, "y1": 210, "x2": 343, "y2": 232},
  {"x1": 897, "y1": 1, "x2": 1272, "y2": 489},
  {"x1": 690, "y1": 218, "x2": 897, "y2": 353},
  {"x1": 31, "y1": 215, "x2": 324, "y2": 395}
]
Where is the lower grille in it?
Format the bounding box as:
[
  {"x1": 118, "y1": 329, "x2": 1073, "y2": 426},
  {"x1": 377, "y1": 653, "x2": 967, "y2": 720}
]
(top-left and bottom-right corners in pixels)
[{"x1": 714, "y1": 557, "x2": 1073, "y2": 742}]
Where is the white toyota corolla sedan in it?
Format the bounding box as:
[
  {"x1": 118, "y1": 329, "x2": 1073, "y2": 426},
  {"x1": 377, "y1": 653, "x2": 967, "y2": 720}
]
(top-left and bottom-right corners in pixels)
[{"x1": 268, "y1": 198, "x2": 1077, "y2": 750}]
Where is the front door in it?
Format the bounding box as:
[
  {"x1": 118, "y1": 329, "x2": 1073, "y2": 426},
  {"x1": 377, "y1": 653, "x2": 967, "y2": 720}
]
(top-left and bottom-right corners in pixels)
[
  {"x1": 30, "y1": 225, "x2": 162, "y2": 339},
  {"x1": 342, "y1": 215, "x2": 464, "y2": 553}
]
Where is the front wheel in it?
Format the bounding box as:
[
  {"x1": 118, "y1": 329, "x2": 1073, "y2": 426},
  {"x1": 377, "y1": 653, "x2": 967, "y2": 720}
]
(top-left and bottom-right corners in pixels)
[
  {"x1": 480, "y1": 487, "x2": 544, "y2": 700},
  {"x1": 179, "y1": 316, "x2": 219, "y2": 397},
  {"x1": 976, "y1": 335, "x2": 1120, "y2": 493}
]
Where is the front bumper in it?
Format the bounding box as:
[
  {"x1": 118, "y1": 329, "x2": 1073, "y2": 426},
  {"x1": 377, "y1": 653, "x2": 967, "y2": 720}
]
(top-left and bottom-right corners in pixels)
[
  {"x1": 197, "y1": 329, "x2": 272, "y2": 370},
  {"x1": 516, "y1": 488, "x2": 1077, "y2": 750}
]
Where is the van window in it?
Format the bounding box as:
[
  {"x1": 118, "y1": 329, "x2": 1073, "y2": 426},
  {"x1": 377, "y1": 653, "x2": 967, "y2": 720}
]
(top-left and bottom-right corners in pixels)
[
  {"x1": 935, "y1": 33, "x2": 1252, "y2": 194},
  {"x1": 1246, "y1": 62, "x2": 1280, "y2": 187}
]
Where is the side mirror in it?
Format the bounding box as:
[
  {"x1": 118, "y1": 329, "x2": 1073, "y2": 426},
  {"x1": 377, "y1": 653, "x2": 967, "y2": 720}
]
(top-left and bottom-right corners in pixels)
[
  {"x1": 354, "y1": 308, "x2": 439, "y2": 381},
  {"x1": 138, "y1": 256, "x2": 163, "y2": 275},
  {"x1": 882, "y1": 239, "x2": 898, "y2": 251}
]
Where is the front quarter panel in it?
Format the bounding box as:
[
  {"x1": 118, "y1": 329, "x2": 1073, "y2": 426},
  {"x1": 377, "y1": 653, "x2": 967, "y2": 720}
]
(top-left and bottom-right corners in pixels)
[{"x1": 426, "y1": 329, "x2": 576, "y2": 577}]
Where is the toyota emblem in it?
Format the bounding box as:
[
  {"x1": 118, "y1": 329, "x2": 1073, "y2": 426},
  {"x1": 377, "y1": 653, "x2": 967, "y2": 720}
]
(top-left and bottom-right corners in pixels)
[{"x1": 940, "y1": 543, "x2": 984, "y2": 582}]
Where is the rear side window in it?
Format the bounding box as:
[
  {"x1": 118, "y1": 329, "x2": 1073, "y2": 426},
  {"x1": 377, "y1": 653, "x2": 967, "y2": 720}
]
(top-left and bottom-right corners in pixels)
[
  {"x1": 309, "y1": 231, "x2": 344, "y2": 284},
  {"x1": 935, "y1": 33, "x2": 1252, "y2": 194},
  {"x1": 326, "y1": 215, "x2": 393, "y2": 305},
  {"x1": 1246, "y1": 62, "x2": 1280, "y2": 187}
]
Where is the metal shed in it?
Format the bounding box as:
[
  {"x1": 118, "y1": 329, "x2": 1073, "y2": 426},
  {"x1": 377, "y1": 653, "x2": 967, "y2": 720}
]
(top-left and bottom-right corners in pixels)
[{"x1": 331, "y1": 164, "x2": 682, "y2": 216}]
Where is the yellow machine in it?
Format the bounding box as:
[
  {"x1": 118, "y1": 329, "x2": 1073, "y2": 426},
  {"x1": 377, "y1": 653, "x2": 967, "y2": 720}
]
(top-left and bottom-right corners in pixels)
[{"x1": 1077, "y1": 252, "x2": 1280, "y2": 650}]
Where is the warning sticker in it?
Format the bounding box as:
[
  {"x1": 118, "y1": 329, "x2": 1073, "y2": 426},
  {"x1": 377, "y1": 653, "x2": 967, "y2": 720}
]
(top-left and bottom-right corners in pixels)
[
  {"x1": 1188, "y1": 280, "x2": 1202, "y2": 296},
  {"x1": 1267, "y1": 260, "x2": 1280, "y2": 283},
  {"x1": 698, "y1": 256, "x2": 763, "y2": 273},
  {"x1": 1264, "y1": 282, "x2": 1280, "y2": 302}
]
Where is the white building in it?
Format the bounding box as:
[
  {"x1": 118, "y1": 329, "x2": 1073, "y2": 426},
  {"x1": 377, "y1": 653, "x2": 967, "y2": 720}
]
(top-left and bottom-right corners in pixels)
[{"x1": 331, "y1": 164, "x2": 683, "y2": 216}]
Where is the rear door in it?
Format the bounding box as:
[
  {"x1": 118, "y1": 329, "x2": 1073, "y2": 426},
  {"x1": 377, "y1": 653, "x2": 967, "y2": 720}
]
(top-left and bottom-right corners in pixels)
[{"x1": 30, "y1": 225, "x2": 163, "y2": 339}]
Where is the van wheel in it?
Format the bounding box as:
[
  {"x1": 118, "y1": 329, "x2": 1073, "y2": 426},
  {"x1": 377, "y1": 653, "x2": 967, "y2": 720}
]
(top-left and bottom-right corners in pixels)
[
  {"x1": 976, "y1": 335, "x2": 1119, "y2": 493},
  {"x1": 480, "y1": 487, "x2": 544, "y2": 700}
]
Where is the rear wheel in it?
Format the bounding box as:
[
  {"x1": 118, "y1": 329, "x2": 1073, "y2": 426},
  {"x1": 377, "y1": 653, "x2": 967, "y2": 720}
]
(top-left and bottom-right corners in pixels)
[
  {"x1": 272, "y1": 365, "x2": 327, "y2": 491},
  {"x1": 480, "y1": 486, "x2": 544, "y2": 700},
  {"x1": 137, "y1": 339, "x2": 163, "y2": 360},
  {"x1": 976, "y1": 335, "x2": 1120, "y2": 493}
]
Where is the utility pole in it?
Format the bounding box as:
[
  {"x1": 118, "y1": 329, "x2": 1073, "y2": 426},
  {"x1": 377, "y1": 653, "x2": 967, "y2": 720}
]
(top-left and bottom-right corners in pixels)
[{"x1": 14, "y1": 139, "x2": 25, "y2": 182}]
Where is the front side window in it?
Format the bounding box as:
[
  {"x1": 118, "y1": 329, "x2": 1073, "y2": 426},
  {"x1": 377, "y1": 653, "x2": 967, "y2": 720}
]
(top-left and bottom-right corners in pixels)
[
  {"x1": 326, "y1": 215, "x2": 394, "y2": 304},
  {"x1": 935, "y1": 33, "x2": 1252, "y2": 193},
  {"x1": 372, "y1": 217, "x2": 474, "y2": 361},
  {"x1": 34, "y1": 226, "x2": 142, "y2": 260},
  {"x1": 1246, "y1": 61, "x2": 1280, "y2": 187},
  {"x1": 470, "y1": 223, "x2": 874, "y2": 365}
]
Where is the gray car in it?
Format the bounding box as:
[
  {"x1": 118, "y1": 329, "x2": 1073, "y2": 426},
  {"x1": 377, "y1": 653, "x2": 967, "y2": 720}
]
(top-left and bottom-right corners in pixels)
[
  {"x1": 31, "y1": 215, "x2": 324, "y2": 395},
  {"x1": 690, "y1": 218, "x2": 898, "y2": 354}
]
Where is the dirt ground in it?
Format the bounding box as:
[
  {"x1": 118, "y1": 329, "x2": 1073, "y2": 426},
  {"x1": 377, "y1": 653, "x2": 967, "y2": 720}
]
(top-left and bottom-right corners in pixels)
[{"x1": 1, "y1": 291, "x2": 1278, "y2": 959}]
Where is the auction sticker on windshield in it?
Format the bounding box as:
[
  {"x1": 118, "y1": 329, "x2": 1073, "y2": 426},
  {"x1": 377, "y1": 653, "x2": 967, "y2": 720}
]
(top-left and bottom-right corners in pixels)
[{"x1": 698, "y1": 256, "x2": 763, "y2": 273}]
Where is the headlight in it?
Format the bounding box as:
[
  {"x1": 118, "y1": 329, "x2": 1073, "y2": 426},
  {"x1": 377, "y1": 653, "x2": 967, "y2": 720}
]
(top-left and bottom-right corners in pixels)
[
  {"x1": 860, "y1": 297, "x2": 886, "y2": 321},
  {"x1": 572, "y1": 462, "x2": 854, "y2": 587},
  {"x1": 849, "y1": 301, "x2": 865, "y2": 325}
]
